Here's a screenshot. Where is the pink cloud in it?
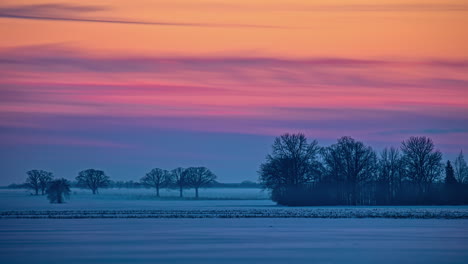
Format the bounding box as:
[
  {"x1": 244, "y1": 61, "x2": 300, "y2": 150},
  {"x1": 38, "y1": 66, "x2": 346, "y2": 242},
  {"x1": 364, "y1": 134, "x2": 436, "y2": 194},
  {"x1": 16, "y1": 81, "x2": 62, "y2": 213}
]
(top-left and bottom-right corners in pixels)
[{"x1": 0, "y1": 46, "x2": 467, "y2": 152}]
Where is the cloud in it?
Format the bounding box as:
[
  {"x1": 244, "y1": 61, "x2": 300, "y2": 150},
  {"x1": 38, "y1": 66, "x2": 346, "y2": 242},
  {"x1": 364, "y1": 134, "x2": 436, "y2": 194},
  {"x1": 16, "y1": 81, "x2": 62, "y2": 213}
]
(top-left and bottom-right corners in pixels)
[
  {"x1": 0, "y1": 3, "x2": 284, "y2": 28},
  {"x1": 0, "y1": 45, "x2": 467, "y2": 151},
  {"x1": 1, "y1": 46, "x2": 467, "y2": 95}
]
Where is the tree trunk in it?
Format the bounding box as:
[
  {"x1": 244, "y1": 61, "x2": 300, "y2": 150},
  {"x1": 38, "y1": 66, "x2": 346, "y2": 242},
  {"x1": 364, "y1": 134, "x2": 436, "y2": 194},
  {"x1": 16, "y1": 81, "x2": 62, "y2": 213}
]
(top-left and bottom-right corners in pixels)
[
  {"x1": 35, "y1": 188, "x2": 39, "y2": 195},
  {"x1": 195, "y1": 187, "x2": 199, "y2": 198},
  {"x1": 156, "y1": 187, "x2": 160, "y2": 197},
  {"x1": 92, "y1": 189, "x2": 96, "y2": 195},
  {"x1": 57, "y1": 191, "x2": 62, "y2": 203},
  {"x1": 179, "y1": 185, "x2": 183, "y2": 197}
]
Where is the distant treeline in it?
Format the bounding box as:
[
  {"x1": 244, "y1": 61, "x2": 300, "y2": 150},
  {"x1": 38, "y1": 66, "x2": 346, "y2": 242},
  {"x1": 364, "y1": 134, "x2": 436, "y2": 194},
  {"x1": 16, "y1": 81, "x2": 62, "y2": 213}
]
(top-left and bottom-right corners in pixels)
[
  {"x1": 102, "y1": 180, "x2": 260, "y2": 189},
  {"x1": 9, "y1": 166, "x2": 260, "y2": 201},
  {"x1": 6, "y1": 180, "x2": 259, "y2": 189},
  {"x1": 259, "y1": 134, "x2": 468, "y2": 206}
]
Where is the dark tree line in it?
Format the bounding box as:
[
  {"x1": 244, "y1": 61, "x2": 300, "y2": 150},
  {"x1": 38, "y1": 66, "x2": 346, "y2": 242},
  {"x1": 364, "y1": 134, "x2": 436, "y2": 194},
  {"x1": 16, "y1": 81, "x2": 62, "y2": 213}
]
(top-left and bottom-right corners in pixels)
[{"x1": 259, "y1": 133, "x2": 468, "y2": 206}]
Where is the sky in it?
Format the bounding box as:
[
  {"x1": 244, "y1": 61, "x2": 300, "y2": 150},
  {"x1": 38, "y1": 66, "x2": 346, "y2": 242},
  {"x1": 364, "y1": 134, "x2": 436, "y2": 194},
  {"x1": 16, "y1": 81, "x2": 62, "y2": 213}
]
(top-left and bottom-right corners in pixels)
[{"x1": 0, "y1": 0, "x2": 467, "y2": 184}]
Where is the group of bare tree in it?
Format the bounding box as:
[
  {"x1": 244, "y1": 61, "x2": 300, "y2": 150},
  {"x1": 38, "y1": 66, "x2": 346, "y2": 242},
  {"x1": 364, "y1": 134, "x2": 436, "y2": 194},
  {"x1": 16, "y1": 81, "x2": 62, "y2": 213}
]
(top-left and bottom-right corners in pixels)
[
  {"x1": 141, "y1": 167, "x2": 217, "y2": 198},
  {"x1": 25, "y1": 170, "x2": 53, "y2": 195},
  {"x1": 24, "y1": 169, "x2": 109, "y2": 203},
  {"x1": 259, "y1": 133, "x2": 468, "y2": 205},
  {"x1": 25, "y1": 170, "x2": 71, "y2": 203},
  {"x1": 24, "y1": 167, "x2": 216, "y2": 202}
]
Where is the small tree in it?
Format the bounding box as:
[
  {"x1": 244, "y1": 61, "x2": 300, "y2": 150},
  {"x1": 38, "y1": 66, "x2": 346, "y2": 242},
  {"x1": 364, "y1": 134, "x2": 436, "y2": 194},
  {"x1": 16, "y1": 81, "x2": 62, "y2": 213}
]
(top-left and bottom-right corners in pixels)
[
  {"x1": 185, "y1": 167, "x2": 216, "y2": 198},
  {"x1": 141, "y1": 168, "x2": 171, "y2": 197},
  {"x1": 445, "y1": 161, "x2": 457, "y2": 185},
  {"x1": 76, "y1": 169, "x2": 110, "y2": 194},
  {"x1": 46, "y1": 178, "x2": 71, "y2": 203},
  {"x1": 171, "y1": 167, "x2": 187, "y2": 197},
  {"x1": 26, "y1": 170, "x2": 53, "y2": 195}
]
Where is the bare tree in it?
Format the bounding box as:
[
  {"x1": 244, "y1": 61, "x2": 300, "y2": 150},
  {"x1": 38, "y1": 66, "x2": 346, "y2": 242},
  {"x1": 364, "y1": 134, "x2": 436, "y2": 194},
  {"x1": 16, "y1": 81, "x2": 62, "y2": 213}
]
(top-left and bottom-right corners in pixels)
[
  {"x1": 141, "y1": 168, "x2": 171, "y2": 197},
  {"x1": 26, "y1": 170, "x2": 53, "y2": 195},
  {"x1": 259, "y1": 133, "x2": 321, "y2": 191},
  {"x1": 454, "y1": 150, "x2": 468, "y2": 184},
  {"x1": 39, "y1": 172, "x2": 53, "y2": 195},
  {"x1": 322, "y1": 136, "x2": 377, "y2": 205},
  {"x1": 76, "y1": 169, "x2": 110, "y2": 194},
  {"x1": 377, "y1": 147, "x2": 403, "y2": 203},
  {"x1": 401, "y1": 136, "x2": 443, "y2": 191},
  {"x1": 185, "y1": 167, "x2": 216, "y2": 198},
  {"x1": 171, "y1": 167, "x2": 187, "y2": 197},
  {"x1": 46, "y1": 178, "x2": 71, "y2": 204}
]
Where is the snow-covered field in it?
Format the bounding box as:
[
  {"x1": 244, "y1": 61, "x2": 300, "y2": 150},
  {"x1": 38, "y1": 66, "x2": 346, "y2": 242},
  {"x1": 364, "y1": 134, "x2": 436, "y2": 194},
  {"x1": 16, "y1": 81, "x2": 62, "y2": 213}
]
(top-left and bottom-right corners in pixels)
[
  {"x1": 1, "y1": 189, "x2": 468, "y2": 263},
  {"x1": 1, "y1": 218, "x2": 467, "y2": 264},
  {"x1": 1, "y1": 188, "x2": 468, "y2": 219}
]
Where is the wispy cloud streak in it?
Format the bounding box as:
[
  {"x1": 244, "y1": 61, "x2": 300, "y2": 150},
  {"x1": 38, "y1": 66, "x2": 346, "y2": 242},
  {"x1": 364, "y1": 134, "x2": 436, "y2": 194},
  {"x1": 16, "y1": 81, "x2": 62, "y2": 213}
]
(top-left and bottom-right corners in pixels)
[{"x1": 0, "y1": 3, "x2": 285, "y2": 28}]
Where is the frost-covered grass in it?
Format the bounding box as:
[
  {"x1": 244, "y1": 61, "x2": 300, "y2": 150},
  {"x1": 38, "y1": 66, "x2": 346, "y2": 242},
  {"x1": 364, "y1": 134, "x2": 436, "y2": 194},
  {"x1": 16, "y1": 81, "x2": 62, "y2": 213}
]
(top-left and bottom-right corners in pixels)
[
  {"x1": 1, "y1": 218, "x2": 468, "y2": 264},
  {"x1": 1, "y1": 208, "x2": 468, "y2": 219}
]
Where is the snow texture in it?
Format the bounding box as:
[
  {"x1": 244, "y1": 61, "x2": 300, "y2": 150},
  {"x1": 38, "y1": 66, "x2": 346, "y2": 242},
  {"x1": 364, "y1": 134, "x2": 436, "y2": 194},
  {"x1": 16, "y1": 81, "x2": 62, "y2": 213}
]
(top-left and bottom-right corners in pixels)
[{"x1": 1, "y1": 218, "x2": 467, "y2": 264}]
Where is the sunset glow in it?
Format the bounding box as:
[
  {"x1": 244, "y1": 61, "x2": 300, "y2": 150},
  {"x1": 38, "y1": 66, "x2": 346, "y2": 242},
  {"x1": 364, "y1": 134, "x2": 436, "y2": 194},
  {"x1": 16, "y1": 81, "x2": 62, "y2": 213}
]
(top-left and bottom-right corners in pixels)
[{"x1": 1, "y1": 0, "x2": 467, "y2": 183}]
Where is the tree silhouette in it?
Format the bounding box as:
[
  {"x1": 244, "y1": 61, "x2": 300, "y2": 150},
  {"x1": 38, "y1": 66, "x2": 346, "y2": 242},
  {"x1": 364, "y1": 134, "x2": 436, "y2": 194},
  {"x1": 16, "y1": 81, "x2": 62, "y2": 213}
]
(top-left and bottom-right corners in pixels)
[
  {"x1": 322, "y1": 136, "x2": 377, "y2": 205},
  {"x1": 171, "y1": 167, "x2": 187, "y2": 197},
  {"x1": 76, "y1": 169, "x2": 110, "y2": 194},
  {"x1": 46, "y1": 178, "x2": 71, "y2": 203},
  {"x1": 257, "y1": 134, "x2": 466, "y2": 205},
  {"x1": 185, "y1": 167, "x2": 216, "y2": 198},
  {"x1": 445, "y1": 160, "x2": 457, "y2": 185},
  {"x1": 401, "y1": 136, "x2": 443, "y2": 193},
  {"x1": 39, "y1": 172, "x2": 53, "y2": 195},
  {"x1": 26, "y1": 170, "x2": 53, "y2": 195},
  {"x1": 454, "y1": 150, "x2": 468, "y2": 184},
  {"x1": 259, "y1": 133, "x2": 321, "y2": 191},
  {"x1": 377, "y1": 147, "x2": 403, "y2": 204},
  {"x1": 141, "y1": 168, "x2": 171, "y2": 197}
]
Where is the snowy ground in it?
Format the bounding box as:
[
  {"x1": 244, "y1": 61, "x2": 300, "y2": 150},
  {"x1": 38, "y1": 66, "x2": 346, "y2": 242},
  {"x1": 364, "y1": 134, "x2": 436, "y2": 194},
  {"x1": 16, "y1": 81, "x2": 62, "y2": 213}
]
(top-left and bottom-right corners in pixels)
[
  {"x1": 1, "y1": 188, "x2": 467, "y2": 219},
  {"x1": 1, "y1": 189, "x2": 468, "y2": 263},
  {"x1": 1, "y1": 218, "x2": 467, "y2": 264}
]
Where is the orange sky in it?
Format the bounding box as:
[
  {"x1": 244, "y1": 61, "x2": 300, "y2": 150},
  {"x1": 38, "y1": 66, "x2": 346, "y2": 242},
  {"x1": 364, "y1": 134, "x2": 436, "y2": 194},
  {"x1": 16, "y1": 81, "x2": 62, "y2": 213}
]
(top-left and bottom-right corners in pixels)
[{"x1": 1, "y1": 0, "x2": 468, "y2": 58}]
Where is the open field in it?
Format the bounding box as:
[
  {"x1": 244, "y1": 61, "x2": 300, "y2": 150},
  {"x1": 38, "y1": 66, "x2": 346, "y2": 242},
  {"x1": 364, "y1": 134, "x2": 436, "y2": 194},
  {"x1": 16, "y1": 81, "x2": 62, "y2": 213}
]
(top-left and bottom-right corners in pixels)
[
  {"x1": 1, "y1": 189, "x2": 468, "y2": 263},
  {"x1": 1, "y1": 218, "x2": 468, "y2": 264},
  {"x1": 1, "y1": 189, "x2": 468, "y2": 219}
]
